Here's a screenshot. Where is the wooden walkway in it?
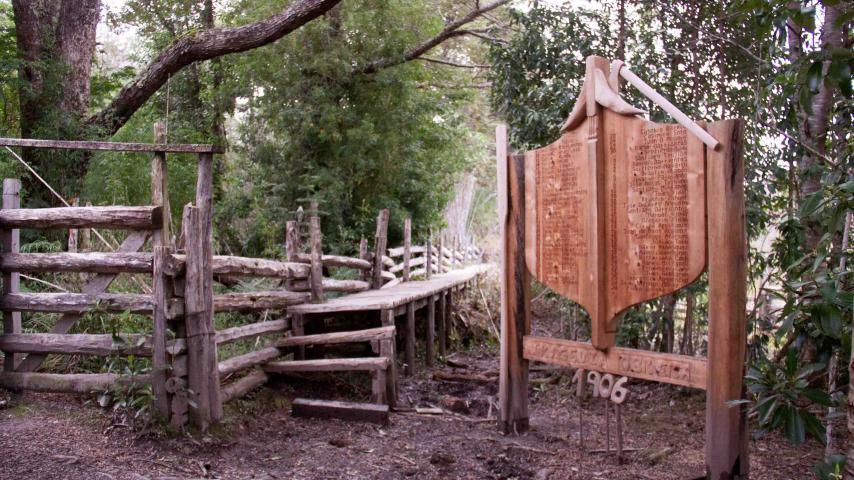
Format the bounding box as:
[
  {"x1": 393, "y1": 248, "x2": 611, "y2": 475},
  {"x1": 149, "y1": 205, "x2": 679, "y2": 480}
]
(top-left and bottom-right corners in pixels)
[{"x1": 288, "y1": 264, "x2": 492, "y2": 315}]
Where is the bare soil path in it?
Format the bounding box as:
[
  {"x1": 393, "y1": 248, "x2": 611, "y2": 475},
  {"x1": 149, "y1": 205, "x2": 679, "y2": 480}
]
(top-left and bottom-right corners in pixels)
[{"x1": 0, "y1": 347, "x2": 820, "y2": 479}]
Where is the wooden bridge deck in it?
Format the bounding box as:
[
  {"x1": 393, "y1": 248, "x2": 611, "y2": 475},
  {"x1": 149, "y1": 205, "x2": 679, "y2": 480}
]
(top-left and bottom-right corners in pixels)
[{"x1": 288, "y1": 264, "x2": 492, "y2": 315}]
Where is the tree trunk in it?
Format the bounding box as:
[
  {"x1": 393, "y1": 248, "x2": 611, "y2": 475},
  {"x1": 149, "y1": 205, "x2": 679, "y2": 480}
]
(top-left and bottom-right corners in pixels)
[
  {"x1": 680, "y1": 291, "x2": 695, "y2": 355},
  {"x1": 660, "y1": 294, "x2": 676, "y2": 353}
]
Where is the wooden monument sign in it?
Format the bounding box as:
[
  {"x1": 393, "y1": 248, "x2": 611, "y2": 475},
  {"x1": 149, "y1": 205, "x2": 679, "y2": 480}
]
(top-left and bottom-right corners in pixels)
[{"x1": 497, "y1": 56, "x2": 748, "y2": 479}]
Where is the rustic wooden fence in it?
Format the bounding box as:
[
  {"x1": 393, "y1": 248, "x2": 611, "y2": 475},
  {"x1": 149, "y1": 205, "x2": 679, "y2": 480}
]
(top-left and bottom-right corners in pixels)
[{"x1": 0, "y1": 135, "x2": 485, "y2": 431}]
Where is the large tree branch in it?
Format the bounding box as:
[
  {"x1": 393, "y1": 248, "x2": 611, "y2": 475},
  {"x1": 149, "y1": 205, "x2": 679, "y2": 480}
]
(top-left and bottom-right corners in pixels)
[
  {"x1": 355, "y1": 0, "x2": 511, "y2": 75},
  {"x1": 87, "y1": 0, "x2": 342, "y2": 136}
]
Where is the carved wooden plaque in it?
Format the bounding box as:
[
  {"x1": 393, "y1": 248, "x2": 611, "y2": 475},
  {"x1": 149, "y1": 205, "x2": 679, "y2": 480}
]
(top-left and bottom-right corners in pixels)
[
  {"x1": 523, "y1": 336, "x2": 708, "y2": 389},
  {"x1": 524, "y1": 109, "x2": 707, "y2": 349}
]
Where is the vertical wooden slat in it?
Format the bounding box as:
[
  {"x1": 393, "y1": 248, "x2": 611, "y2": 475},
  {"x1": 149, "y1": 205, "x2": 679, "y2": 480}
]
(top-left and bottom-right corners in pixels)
[
  {"x1": 150, "y1": 122, "x2": 172, "y2": 419},
  {"x1": 438, "y1": 292, "x2": 447, "y2": 358},
  {"x1": 705, "y1": 119, "x2": 748, "y2": 479},
  {"x1": 1, "y1": 179, "x2": 20, "y2": 371},
  {"x1": 285, "y1": 220, "x2": 300, "y2": 262},
  {"x1": 498, "y1": 125, "x2": 531, "y2": 434},
  {"x1": 404, "y1": 302, "x2": 415, "y2": 376},
  {"x1": 438, "y1": 236, "x2": 445, "y2": 274},
  {"x1": 291, "y1": 313, "x2": 306, "y2": 360},
  {"x1": 379, "y1": 308, "x2": 397, "y2": 404},
  {"x1": 184, "y1": 152, "x2": 221, "y2": 429},
  {"x1": 68, "y1": 198, "x2": 79, "y2": 253},
  {"x1": 80, "y1": 201, "x2": 92, "y2": 252},
  {"x1": 372, "y1": 209, "x2": 390, "y2": 289},
  {"x1": 309, "y1": 201, "x2": 324, "y2": 303},
  {"x1": 426, "y1": 294, "x2": 436, "y2": 367},
  {"x1": 445, "y1": 286, "x2": 453, "y2": 350},
  {"x1": 403, "y1": 218, "x2": 411, "y2": 282},
  {"x1": 359, "y1": 237, "x2": 369, "y2": 282},
  {"x1": 425, "y1": 234, "x2": 433, "y2": 279}
]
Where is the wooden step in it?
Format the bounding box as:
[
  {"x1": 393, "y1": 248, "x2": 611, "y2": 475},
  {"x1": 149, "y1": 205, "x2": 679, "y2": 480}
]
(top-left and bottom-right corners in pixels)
[
  {"x1": 264, "y1": 357, "x2": 388, "y2": 373},
  {"x1": 291, "y1": 398, "x2": 389, "y2": 426},
  {"x1": 275, "y1": 326, "x2": 394, "y2": 348},
  {"x1": 0, "y1": 206, "x2": 161, "y2": 230}
]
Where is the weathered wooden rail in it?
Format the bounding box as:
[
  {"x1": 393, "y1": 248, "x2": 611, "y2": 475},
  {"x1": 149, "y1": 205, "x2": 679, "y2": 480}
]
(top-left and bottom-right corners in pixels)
[{"x1": 0, "y1": 133, "x2": 489, "y2": 430}]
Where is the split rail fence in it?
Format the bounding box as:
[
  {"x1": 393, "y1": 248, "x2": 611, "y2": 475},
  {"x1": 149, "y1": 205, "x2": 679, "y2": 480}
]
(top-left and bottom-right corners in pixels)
[{"x1": 0, "y1": 135, "x2": 487, "y2": 430}]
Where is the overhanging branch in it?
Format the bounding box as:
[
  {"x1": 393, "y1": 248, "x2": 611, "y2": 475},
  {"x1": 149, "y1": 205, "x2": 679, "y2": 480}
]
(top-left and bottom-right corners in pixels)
[
  {"x1": 354, "y1": 0, "x2": 511, "y2": 75},
  {"x1": 87, "y1": 0, "x2": 342, "y2": 136}
]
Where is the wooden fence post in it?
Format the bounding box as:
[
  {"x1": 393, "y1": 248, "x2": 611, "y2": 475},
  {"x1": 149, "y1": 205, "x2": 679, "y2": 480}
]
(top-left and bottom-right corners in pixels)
[
  {"x1": 68, "y1": 198, "x2": 79, "y2": 253},
  {"x1": 184, "y1": 152, "x2": 222, "y2": 430},
  {"x1": 438, "y1": 292, "x2": 447, "y2": 358},
  {"x1": 379, "y1": 309, "x2": 397, "y2": 404},
  {"x1": 497, "y1": 125, "x2": 531, "y2": 434},
  {"x1": 426, "y1": 294, "x2": 436, "y2": 367},
  {"x1": 359, "y1": 238, "x2": 369, "y2": 282},
  {"x1": 1, "y1": 178, "x2": 20, "y2": 371},
  {"x1": 403, "y1": 218, "x2": 411, "y2": 282},
  {"x1": 151, "y1": 122, "x2": 172, "y2": 419},
  {"x1": 705, "y1": 119, "x2": 748, "y2": 479},
  {"x1": 372, "y1": 209, "x2": 389, "y2": 289},
  {"x1": 438, "y1": 236, "x2": 445, "y2": 274},
  {"x1": 309, "y1": 201, "x2": 324, "y2": 303},
  {"x1": 425, "y1": 233, "x2": 433, "y2": 279}
]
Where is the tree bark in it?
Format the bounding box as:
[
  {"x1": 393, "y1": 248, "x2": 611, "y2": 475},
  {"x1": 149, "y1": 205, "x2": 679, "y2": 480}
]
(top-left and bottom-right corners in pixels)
[{"x1": 680, "y1": 291, "x2": 695, "y2": 356}]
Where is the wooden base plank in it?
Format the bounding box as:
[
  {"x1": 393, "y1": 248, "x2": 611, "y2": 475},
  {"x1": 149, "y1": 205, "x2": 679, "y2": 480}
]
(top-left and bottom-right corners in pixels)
[{"x1": 291, "y1": 398, "x2": 389, "y2": 426}]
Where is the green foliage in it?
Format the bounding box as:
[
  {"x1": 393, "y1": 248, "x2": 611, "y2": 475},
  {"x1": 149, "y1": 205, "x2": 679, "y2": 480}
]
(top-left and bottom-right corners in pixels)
[
  {"x1": 743, "y1": 350, "x2": 831, "y2": 445},
  {"x1": 216, "y1": 0, "x2": 475, "y2": 255}
]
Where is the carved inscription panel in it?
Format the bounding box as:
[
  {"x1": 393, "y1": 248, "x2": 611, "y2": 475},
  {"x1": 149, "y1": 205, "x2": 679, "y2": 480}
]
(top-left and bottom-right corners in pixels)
[{"x1": 524, "y1": 111, "x2": 706, "y2": 348}]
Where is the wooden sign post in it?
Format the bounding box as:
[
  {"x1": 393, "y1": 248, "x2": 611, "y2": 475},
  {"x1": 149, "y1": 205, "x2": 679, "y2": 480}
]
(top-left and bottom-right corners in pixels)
[{"x1": 498, "y1": 56, "x2": 748, "y2": 479}]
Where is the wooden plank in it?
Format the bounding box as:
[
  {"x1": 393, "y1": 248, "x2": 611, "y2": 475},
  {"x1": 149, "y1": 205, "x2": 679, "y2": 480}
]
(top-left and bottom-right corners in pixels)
[
  {"x1": 498, "y1": 129, "x2": 531, "y2": 434},
  {"x1": 2, "y1": 179, "x2": 20, "y2": 371},
  {"x1": 390, "y1": 255, "x2": 427, "y2": 274},
  {"x1": 183, "y1": 206, "x2": 219, "y2": 428},
  {"x1": 172, "y1": 255, "x2": 310, "y2": 279},
  {"x1": 293, "y1": 253, "x2": 372, "y2": 271},
  {"x1": 264, "y1": 357, "x2": 388, "y2": 373},
  {"x1": 0, "y1": 252, "x2": 153, "y2": 273},
  {"x1": 309, "y1": 202, "x2": 324, "y2": 302},
  {"x1": 0, "y1": 371, "x2": 149, "y2": 393},
  {"x1": 291, "y1": 398, "x2": 389, "y2": 426},
  {"x1": 153, "y1": 125, "x2": 176, "y2": 425},
  {"x1": 403, "y1": 218, "x2": 411, "y2": 281},
  {"x1": 523, "y1": 336, "x2": 707, "y2": 389},
  {"x1": 379, "y1": 309, "x2": 397, "y2": 405},
  {"x1": 388, "y1": 245, "x2": 427, "y2": 257},
  {"x1": 0, "y1": 205, "x2": 162, "y2": 230},
  {"x1": 438, "y1": 291, "x2": 447, "y2": 358},
  {"x1": 276, "y1": 326, "x2": 394, "y2": 348},
  {"x1": 426, "y1": 294, "x2": 436, "y2": 367},
  {"x1": 216, "y1": 319, "x2": 288, "y2": 345},
  {"x1": 425, "y1": 238, "x2": 433, "y2": 279},
  {"x1": 705, "y1": 119, "x2": 749, "y2": 479},
  {"x1": 359, "y1": 238, "x2": 369, "y2": 281},
  {"x1": 213, "y1": 291, "x2": 310, "y2": 312},
  {"x1": 0, "y1": 137, "x2": 224, "y2": 153},
  {"x1": 0, "y1": 292, "x2": 153, "y2": 314},
  {"x1": 372, "y1": 209, "x2": 390, "y2": 289},
  {"x1": 405, "y1": 302, "x2": 415, "y2": 376},
  {"x1": 289, "y1": 278, "x2": 370, "y2": 293},
  {"x1": 218, "y1": 347, "x2": 281, "y2": 376},
  {"x1": 221, "y1": 369, "x2": 268, "y2": 403},
  {"x1": 15, "y1": 231, "x2": 149, "y2": 372},
  {"x1": 0, "y1": 333, "x2": 154, "y2": 356}
]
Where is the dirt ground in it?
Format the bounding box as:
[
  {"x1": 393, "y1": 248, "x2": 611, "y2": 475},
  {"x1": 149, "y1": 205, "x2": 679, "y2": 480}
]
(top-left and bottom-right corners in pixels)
[{"x1": 0, "y1": 298, "x2": 824, "y2": 479}]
